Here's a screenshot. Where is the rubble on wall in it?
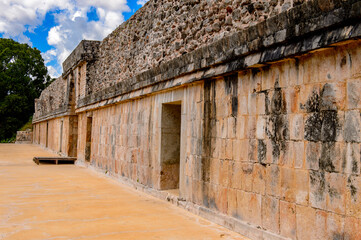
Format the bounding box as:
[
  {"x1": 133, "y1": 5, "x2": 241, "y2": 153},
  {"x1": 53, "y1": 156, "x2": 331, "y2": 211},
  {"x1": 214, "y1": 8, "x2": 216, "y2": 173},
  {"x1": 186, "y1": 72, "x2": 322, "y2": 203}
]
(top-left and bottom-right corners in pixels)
[
  {"x1": 34, "y1": 77, "x2": 67, "y2": 120},
  {"x1": 92, "y1": 0, "x2": 308, "y2": 93}
]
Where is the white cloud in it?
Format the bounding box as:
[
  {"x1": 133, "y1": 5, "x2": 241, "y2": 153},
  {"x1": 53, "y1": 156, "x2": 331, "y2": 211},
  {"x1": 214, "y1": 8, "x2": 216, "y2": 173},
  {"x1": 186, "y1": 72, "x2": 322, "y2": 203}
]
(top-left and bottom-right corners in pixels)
[
  {"x1": 47, "y1": 65, "x2": 61, "y2": 78},
  {"x1": 0, "y1": 0, "x2": 131, "y2": 78},
  {"x1": 136, "y1": 0, "x2": 149, "y2": 6},
  {"x1": 41, "y1": 49, "x2": 57, "y2": 64},
  {"x1": 0, "y1": 0, "x2": 72, "y2": 37}
]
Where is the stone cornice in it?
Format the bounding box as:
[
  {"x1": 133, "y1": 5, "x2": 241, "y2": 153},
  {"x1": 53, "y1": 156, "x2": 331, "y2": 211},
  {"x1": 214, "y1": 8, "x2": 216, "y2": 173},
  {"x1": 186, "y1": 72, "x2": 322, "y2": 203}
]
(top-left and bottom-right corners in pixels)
[{"x1": 76, "y1": 0, "x2": 361, "y2": 110}]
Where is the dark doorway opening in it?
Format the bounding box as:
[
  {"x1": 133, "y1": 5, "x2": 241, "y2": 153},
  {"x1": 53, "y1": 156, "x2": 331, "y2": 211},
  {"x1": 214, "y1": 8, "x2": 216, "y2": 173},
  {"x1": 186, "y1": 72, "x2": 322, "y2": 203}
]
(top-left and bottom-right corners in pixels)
[
  {"x1": 160, "y1": 102, "x2": 181, "y2": 191},
  {"x1": 59, "y1": 120, "x2": 63, "y2": 153},
  {"x1": 46, "y1": 121, "x2": 49, "y2": 148},
  {"x1": 85, "y1": 117, "x2": 92, "y2": 162}
]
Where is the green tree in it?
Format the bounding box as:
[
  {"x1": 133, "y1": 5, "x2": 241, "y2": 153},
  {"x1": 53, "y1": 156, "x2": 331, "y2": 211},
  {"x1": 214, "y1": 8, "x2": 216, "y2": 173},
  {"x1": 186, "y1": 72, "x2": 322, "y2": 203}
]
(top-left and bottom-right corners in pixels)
[{"x1": 0, "y1": 38, "x2": 51, "y2": 141}]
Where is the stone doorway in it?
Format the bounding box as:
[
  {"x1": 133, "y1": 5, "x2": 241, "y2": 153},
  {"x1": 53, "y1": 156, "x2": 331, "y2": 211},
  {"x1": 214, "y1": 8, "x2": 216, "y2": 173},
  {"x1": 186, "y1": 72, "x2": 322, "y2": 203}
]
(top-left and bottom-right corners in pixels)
[
  {"x1": 160, "y1": 101, "x2": 182, "y2": 193},
  {"x1": 85, "y1": 116, "x2": 92, "y2": 162},
  {"x1": 59, "y1": 120, "x2": 63, "y2": 153},
  {"x1": 46, "y1": 121, "x2": 49, "y2": 148}
]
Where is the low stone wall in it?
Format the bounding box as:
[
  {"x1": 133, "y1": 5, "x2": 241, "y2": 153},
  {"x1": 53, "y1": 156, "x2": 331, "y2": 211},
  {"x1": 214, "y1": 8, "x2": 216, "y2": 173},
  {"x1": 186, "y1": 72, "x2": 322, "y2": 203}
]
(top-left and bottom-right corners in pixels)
[
  {"x1": 32, "y1": 116, "x2": 78, "y2": 156},
  {"x1": 33, "y1": 77, "x2": 67, "y2": 121},
  {"x1": 15, "y1": 130, "x2": 33, "y2": 144}
]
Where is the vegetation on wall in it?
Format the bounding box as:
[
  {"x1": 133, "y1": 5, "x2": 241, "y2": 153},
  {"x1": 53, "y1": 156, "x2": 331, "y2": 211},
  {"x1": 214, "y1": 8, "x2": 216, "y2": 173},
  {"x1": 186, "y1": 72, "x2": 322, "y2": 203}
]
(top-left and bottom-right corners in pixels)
[{"x1": 0, "y1": 38, "x2": 52, "y2": 142}]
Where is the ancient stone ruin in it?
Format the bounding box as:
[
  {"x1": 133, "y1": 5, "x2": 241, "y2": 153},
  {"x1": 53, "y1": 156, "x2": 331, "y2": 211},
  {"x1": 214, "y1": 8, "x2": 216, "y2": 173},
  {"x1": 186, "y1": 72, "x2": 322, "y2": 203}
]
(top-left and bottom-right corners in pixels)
[
  {"x1": 33, "y1": 0, "x2": 361, "y2": 239},
  {"x1": 15, "y1": 130, "x2": 33, "y2": 144}
]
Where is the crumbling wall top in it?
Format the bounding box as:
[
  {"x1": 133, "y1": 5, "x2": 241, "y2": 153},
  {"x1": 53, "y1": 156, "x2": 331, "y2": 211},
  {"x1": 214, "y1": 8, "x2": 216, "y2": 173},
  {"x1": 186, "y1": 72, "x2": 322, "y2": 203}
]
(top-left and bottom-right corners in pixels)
[
  {"x1": 62, "y1": 40, "x2": 100, "y2": 76},
  {"x1": 33, "y1": 76, "x2": 68, "y2": 122}
]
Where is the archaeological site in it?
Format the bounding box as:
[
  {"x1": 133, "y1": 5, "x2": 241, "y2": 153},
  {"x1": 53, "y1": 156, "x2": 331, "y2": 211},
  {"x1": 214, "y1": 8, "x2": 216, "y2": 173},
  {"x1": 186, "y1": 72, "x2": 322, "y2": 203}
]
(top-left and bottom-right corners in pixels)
[{"x1": 32, "y1": 0, "x2": 361, "y2": 239}]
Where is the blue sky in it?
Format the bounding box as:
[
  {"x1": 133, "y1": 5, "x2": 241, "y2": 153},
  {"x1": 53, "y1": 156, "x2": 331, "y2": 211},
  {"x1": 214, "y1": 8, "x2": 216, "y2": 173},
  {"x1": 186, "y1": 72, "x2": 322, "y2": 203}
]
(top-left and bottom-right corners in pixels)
[{"x1": 0, "y1": 0, "x2": 148, "y2": 78}]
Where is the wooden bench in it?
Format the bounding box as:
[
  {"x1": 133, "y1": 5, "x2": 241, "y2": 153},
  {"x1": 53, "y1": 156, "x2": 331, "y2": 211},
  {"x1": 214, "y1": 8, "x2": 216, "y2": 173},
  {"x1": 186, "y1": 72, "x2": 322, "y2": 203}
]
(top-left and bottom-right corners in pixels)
[{"x1": 33, "y1": 157, "x2": 77, "y2": 165}]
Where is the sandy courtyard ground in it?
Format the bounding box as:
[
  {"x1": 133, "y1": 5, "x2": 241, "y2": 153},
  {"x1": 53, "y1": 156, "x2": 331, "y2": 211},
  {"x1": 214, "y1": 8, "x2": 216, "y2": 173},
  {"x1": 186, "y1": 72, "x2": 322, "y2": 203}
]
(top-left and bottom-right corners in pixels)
[{"x1": 0, "y1": 144, "x2": 247, "y2": 240}]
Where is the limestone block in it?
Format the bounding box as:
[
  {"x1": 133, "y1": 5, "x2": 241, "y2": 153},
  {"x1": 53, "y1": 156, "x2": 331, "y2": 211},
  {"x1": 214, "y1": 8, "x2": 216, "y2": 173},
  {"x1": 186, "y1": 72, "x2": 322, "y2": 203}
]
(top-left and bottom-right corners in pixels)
[
  {"x1": 227, "y1": 117, "x2": 236, "y2": 139},
  {"x1": 326, "y1": 172, "x2": 346, "y2": 215},
  {"x1": 299, "y1": 84, "x2": 320, "y2": 113},
  {"x1": 280, "y1": 200, "x2": 296, "y2": 239},
  {"x1": 319, "y1": 142, "x2": 345, "y2": 173},
  {"x1": 239, "y1": 139, "x2": 249, "y2": 161},
  {"x1": 315, "y1": 210, "x2": 328, "y2": 239},
  {"x1": 231, "y1": 162, "x2": 243, "y2": 190},
  {"x1": 225, "y1": 139, "x2": 233, "y2": 159},
  {"x1": 347, "y1": 79, "x2": 361, "y2": 110},
  {"x1": 292, "y1": 141, "x2": 305, "y2": 169},
  {"x1": 265, "y1": 165, "x2": 281, "y2": 197},
  {"x1": 218, "y1": 187, "x2": 228, "y2": 214},
  {"x1": 325, "y1": 212, "x2": 345, "y2": 240},
  {"x1": 344, "y1": 217, "x2": 361, "y2": 240},
  {"x1": 350, "y1": 42, "x2": 361, "y2": 78},
  {"x1": 309, "y1": 170, "x2": 327, "y2": 210},
  {"x1": 236, "y1": 115, "x2": 246, "y2": 139},
  {"x1": 295, "y1": 169, "x2": 309, "y2": 206},
  {"x1": 232, "y1": 139, "x2": 241, "y2": 162},
  {"x1": 257, "y1": 139, "x2": 267, "y2": 165},
  {"x1": 256, "y1": 93, "x2": 266, "y2": 115},
  {"x1": 262, "y1": 195, "x2": 280, "y2": 234},
  {"x1": 280, "y1": 167, "x2": 296, "y2": 202},
  {"x1": 252, "y1": 164, "x2": 266, "y2": 195},
  {"x1": 241, "y1": 192, "x2": 262, "y2": 227},
  {"x1": 346, "y1": 175, "x2": 361, "y2": 218},
  {"x1": 219, "y1": 159, "x2": 231, "y2": 187},
  {"x1": 296, "y1": 205, "x2": 317, "y2": 240},
  {"x1": 227, "y1": 188, "x2": 238, "y2": 217},
  {"x1": 246, "y1": 115, "x2": 256, "y2": 139},
  {"x1": 248, "y1": 139, "x2": 257, "y2": 162},
  {"x1": 256, "y1": 116, "x2": 266, "y2": 139},
  {"x1": 305, "y1": 141, "x2": 321, "y2": 170},
  {"x1": 320, "y1": 82, "x2": 346, "y2": 111},
  {"x1": 237, "y1": 95, "x2": 248, "y2": 115},
  {"x1": 289, "y1": 114, "x2": 304, "y2": 140},
  {"x1": 285, "y1": 87, "x2": 300, "y2": 114},
  {"x1": 279, "y1": 141, "x2": 292, "y2": 167},
  {"x1": 318, "y1": 50, "x2": 337, "y2": 83},
  {"x1": 210, "y1": 158, "x2": 220, "y2": 185},
  {"x1": 344, "y1": 110, "x2": 361, "y2": 143},
  {"x1": 303, "y1": 56, "x2": 320, "y2": 84},
  {"x1": 242, "y1": 163, "x2": 253, "y2": 192},
  {"x1": 247, "y1": 93, "x2": 257, "y2": 115},
  {"x1": 344, "y1": 143, "x2": 360, "y2": 175}
]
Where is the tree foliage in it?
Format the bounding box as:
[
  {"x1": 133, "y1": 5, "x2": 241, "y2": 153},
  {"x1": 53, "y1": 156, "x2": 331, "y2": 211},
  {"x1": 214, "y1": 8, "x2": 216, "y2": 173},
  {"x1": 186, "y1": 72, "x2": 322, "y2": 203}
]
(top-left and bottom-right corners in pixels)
[{"x1": 0, "y1": 38, "x2": 52, "y2": 141}]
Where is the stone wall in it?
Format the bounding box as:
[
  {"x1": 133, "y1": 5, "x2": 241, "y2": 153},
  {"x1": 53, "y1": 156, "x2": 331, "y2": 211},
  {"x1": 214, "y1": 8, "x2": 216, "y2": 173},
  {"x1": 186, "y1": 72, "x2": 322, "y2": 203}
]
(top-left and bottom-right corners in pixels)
[
  {"x1": 33, "y1": 77, "x2": 67, "y2": 121},
  {"x1": 90, "y1": 0, "x2": 308, "y2": 94},
  {"x1": 74, "y1": 40, "x2": 361, "y2": 239},
  {"x1": 15, "y1": 130, "x2": 33, "y2": 144},
  {"x1": 33, "y1": 116, "x2": 77, "y2": 156}
]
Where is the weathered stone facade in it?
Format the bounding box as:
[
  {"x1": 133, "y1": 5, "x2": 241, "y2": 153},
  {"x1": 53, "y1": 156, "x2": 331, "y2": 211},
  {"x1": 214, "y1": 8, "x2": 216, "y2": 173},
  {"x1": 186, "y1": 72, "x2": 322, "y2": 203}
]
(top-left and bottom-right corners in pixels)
[
  {"x1": 15, "y1": 130, "x2": 33, "y2": 144},
  {"x1": 33, "y1": 0, "x2": 361, "y2": 239},
  {"x1": 92, "y1": 0, "x2": 309, "y2": 94}
]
